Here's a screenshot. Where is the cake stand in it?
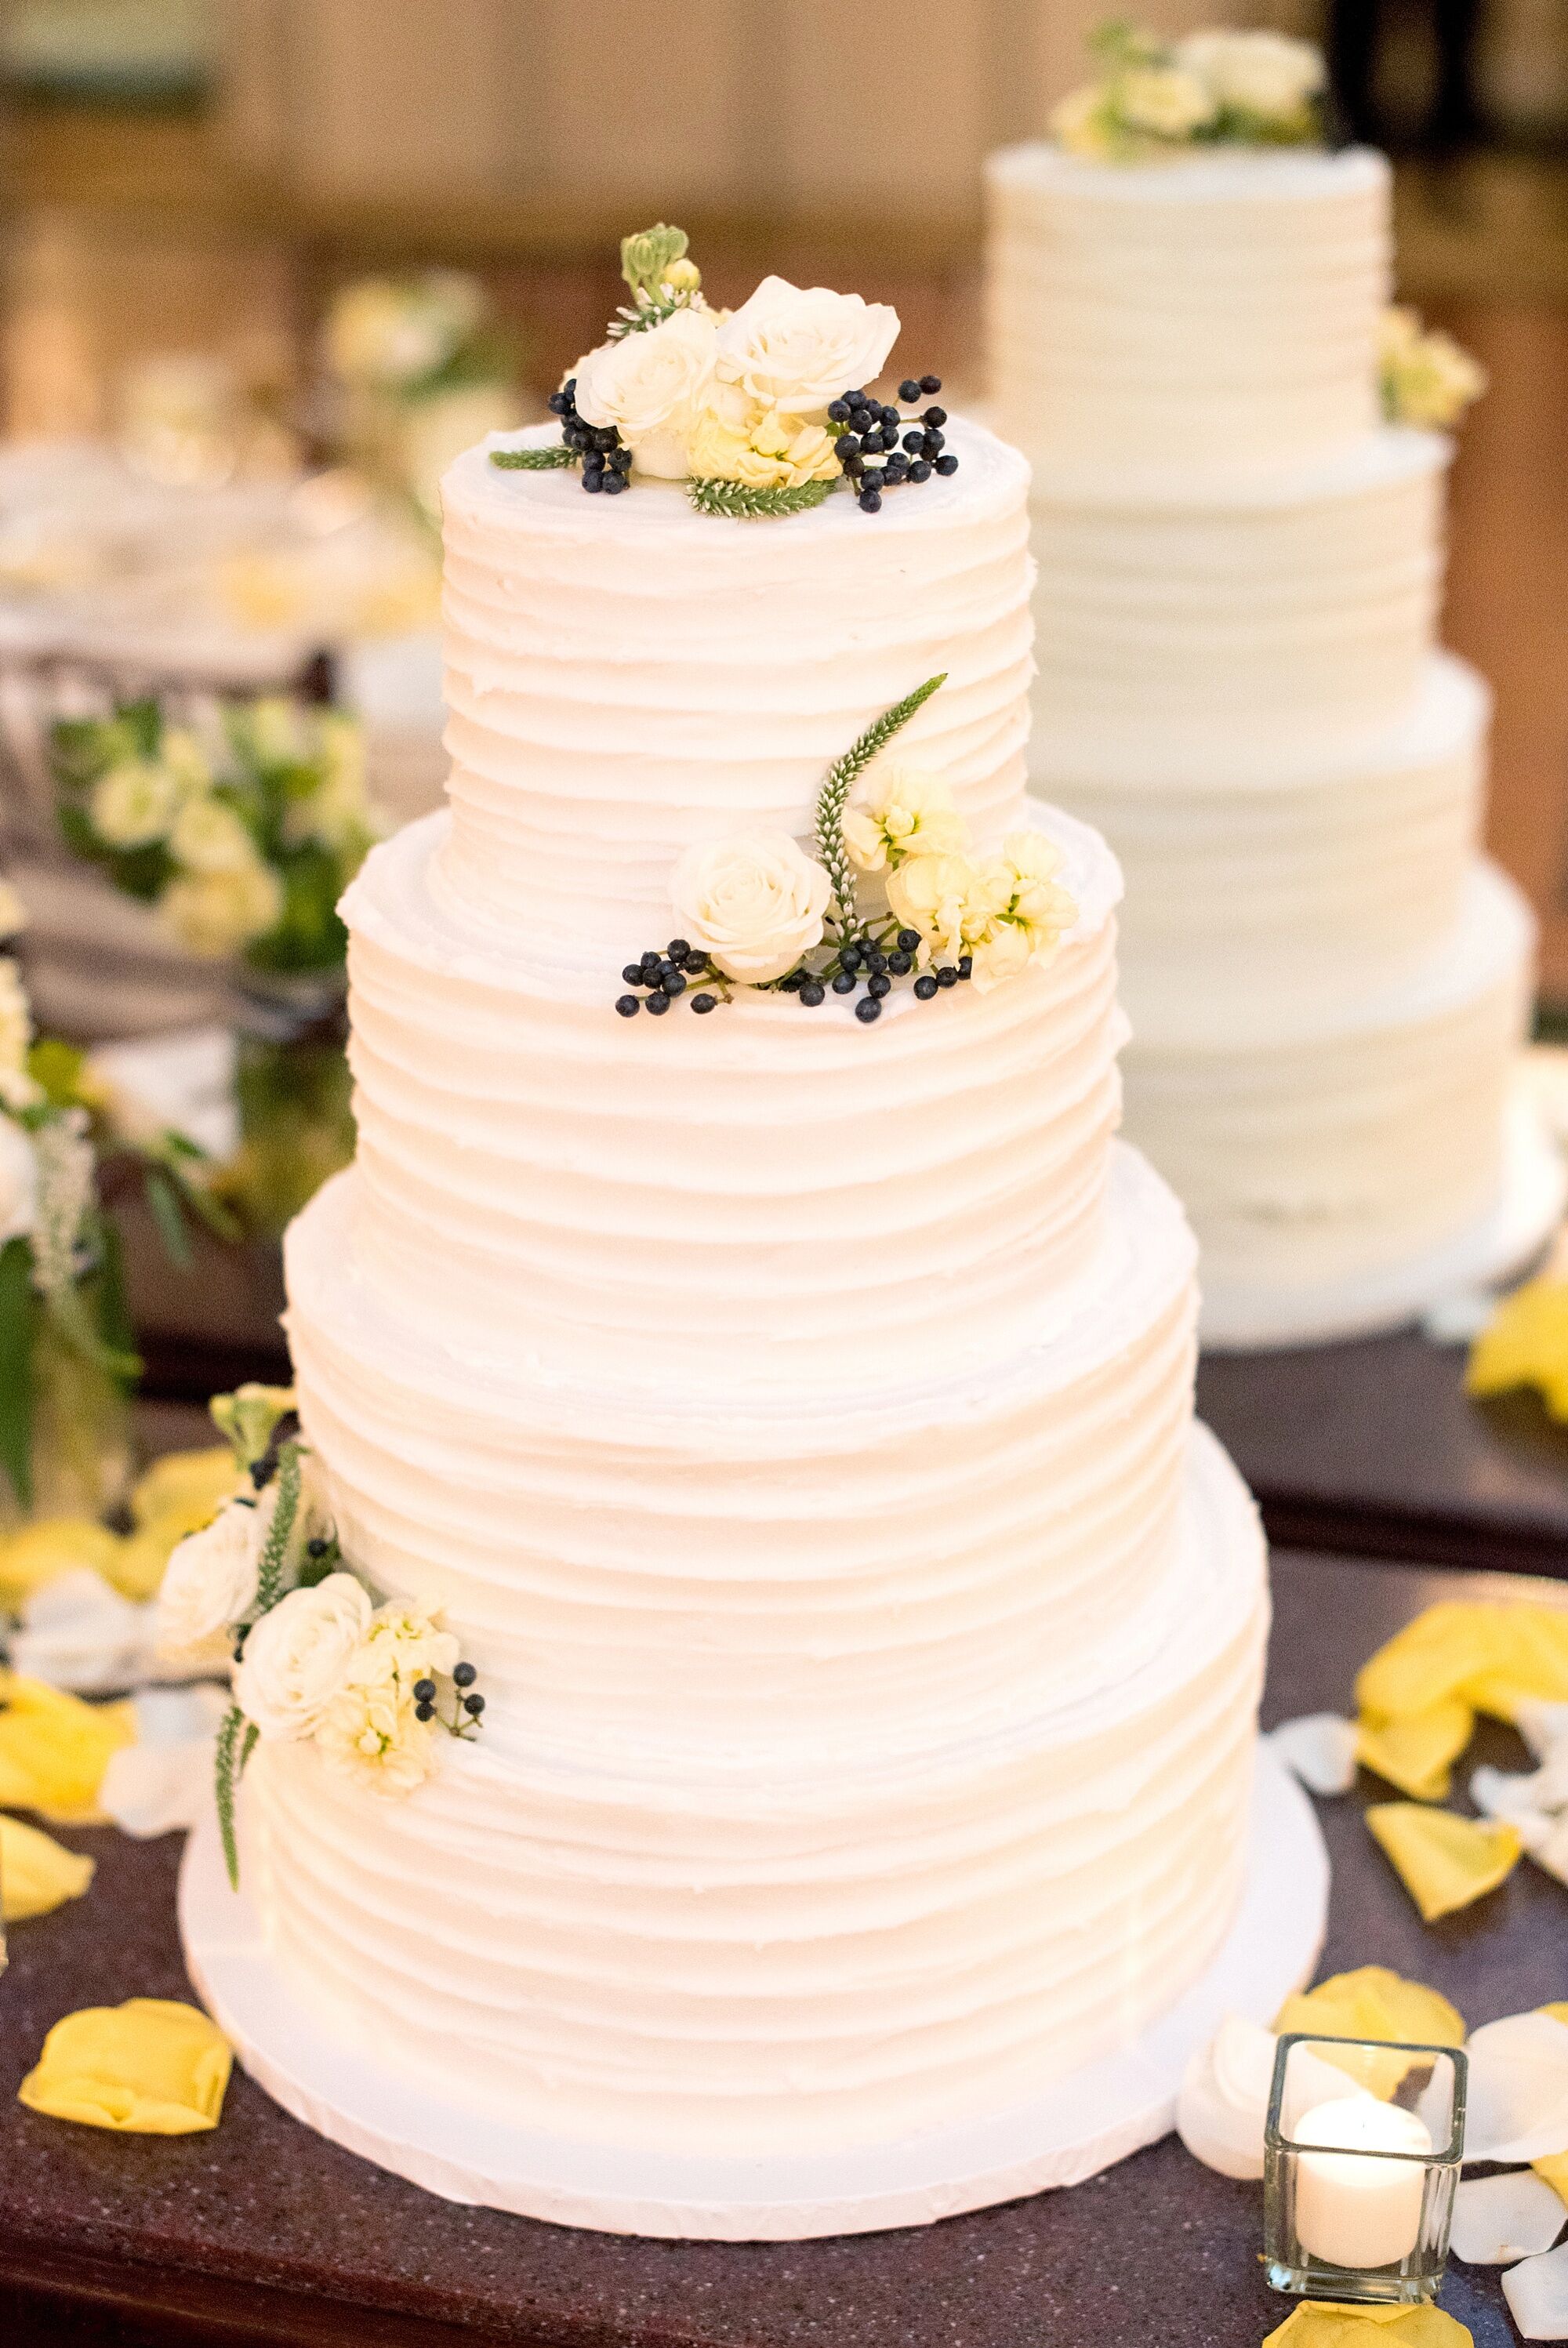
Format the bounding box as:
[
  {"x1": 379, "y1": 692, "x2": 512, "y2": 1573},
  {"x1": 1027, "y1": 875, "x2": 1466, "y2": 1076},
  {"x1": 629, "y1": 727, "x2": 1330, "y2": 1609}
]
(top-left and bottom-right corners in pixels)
[{"x1": 180, "y1": 1737, "x2": 1327, "y2": 2243}]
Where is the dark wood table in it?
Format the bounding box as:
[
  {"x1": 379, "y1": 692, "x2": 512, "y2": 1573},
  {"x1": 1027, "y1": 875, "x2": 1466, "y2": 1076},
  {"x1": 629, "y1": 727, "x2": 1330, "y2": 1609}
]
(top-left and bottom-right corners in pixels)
[{"x1": 2, "y1": 1550, "x2": 1566, "y2": 2347}]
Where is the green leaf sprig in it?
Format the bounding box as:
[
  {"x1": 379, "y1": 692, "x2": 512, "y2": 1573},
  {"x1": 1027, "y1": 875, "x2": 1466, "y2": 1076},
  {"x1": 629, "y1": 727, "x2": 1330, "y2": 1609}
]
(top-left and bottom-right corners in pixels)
[
  {"x1": 814, "y1": 674, "x2": 946, "y2": 939},
  {"x1": 686, "y1": 477, "x2": 835, "y2": 522}
]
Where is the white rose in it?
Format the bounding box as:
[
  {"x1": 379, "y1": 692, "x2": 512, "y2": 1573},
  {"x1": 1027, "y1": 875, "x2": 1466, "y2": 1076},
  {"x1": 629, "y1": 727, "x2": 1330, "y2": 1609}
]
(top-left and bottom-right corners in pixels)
[
  {"x1": 169, "y1": 797, "x2": 259, "y2": 874},
  {"x1": 233, "y1": 1572, "x2": 371, "y2": 1740},
  {"x1": 156, "y1": 1495, "x2": 267, "y2": 1658},
  {"x1": 317, "y1": 1677, "x2": 434, "y2": 1795},
  {"x1": 573, "y1": 308, "x2": 718, "y2": 479},
  {"x1": 159, "y1": 861, "x2": 285, "y2": 957},
  {"x1": 325, "y1": 272, "x2": 480, "y2": 388},
  {"x1": 1118, "y1": 64, "x2": 1219, "y2": 139},
  {"x1": 843, "y1": 762, "x2": 969, "y2": 873},
  {"x1": 670, "y1": 833, "x2": 831, "y2": 985},
  {"x1": 0, "y1": 959, "x2": 31, "y2": 1076},
  {"x1": 715, "y1": 277, "x2": 900, "y2": 416},
  {"x1": 0, "y1": 1115, "x2": 36, "y2": 1245},
  {"x1": 1049, "y1": 82, "x2": 1114, "y2": 159},
  {"x1": 89, "y1": 760, "x2": 180, "y2": 849},
  {"x1": 1178, "y1": 31, "x2": 1325, "y2": 120}
]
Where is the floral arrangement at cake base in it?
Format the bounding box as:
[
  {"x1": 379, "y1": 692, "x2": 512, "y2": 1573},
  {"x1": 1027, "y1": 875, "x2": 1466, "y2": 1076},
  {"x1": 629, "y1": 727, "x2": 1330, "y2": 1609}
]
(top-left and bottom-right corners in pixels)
[
  {"x1": 1051, "y1": 22, "x2": 1328, "y2": 161},
  {"x1": 156, "y1": 1384, "x2": 485, "y2": 1886}
]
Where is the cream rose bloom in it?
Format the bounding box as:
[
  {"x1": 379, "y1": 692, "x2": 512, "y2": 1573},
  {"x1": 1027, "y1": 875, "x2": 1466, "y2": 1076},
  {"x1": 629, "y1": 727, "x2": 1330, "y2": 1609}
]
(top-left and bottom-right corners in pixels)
[
  {"x1": 89, "y1": 760, "x2": 180, "y2": 849},
  {"x1": 574, "y1": 307, "x2": 719, "y2": 480},
  {"x1": 843, "y1": 763, "x2": 969, "y2": 873},
  {"x1": 157, "y1": 1495, "x2": 267, "y2": 1659},
  {"x1": 670, "y1": 833, "x2": 832, "y2": 985},
  {"x1": 233, "y1": 1572, "x2": 371, "y2": 1740},
  {"x1": 0, "y1": 1115, "x2": 36, "y2": 1247},
  {"x1": 159, "y1": 861, "x2": 284, "y2": 957},
  {"x1": 169, "y1": 797, "x2": 258, "y2": 874},
  {"x1": 1178, "y1": 31, "x2": 1325, "y2": 120},
  {"x1": 1118, "y1": 64, "x2": 1218, "y2": 138},
  {"x1": 687, "y1": 404, "x2": 839, "y2": 489},
  {"x1": 715, "y1": 278, "x2": 899, "y2": 416}
]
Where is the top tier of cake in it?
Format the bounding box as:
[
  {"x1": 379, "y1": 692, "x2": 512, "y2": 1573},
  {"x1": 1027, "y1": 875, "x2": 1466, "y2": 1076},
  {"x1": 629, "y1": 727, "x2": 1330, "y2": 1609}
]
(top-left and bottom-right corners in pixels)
[
  {"x1": 434, "y1": 418, "x2": 1033, "y2": 954},
  {"x1": 985, "y1": 144, "x2": 1390, "y2": 484}
]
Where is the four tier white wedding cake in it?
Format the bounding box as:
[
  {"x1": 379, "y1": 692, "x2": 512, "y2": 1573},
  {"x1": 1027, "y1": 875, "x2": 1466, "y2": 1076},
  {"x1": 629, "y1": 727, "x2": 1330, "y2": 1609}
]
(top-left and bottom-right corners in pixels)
[
  {"x1": 988, "y1": 108, "x2": 1561, "y2": 1345},
  {"x1": 187, "y1": 252, "x2": 1273, "y2": 2204}
]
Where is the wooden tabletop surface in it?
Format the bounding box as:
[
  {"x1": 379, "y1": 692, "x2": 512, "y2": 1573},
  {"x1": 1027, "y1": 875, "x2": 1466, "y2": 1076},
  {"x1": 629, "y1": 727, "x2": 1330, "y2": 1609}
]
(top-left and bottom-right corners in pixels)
[{"x1": 2, "y1": 1548, "x2": 1565, "y2": 2348}]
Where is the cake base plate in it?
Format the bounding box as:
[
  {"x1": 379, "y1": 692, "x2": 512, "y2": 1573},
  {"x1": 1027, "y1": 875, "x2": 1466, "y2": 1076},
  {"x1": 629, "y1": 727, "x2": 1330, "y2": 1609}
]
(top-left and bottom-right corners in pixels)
[
  {"x1": 1199, "y1": 1083, "x2": 1565, "y2": 1354},
  {"x1": 180, "y1": 1739, "x2": 1327, "y2": 2243}
]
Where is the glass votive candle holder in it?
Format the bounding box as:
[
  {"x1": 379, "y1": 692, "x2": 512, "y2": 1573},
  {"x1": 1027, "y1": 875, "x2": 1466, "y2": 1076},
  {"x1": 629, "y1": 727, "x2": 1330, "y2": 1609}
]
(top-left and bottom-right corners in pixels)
[{"x1": 1264, "y1": 2033, "x2": 1468, "y2": 2305}]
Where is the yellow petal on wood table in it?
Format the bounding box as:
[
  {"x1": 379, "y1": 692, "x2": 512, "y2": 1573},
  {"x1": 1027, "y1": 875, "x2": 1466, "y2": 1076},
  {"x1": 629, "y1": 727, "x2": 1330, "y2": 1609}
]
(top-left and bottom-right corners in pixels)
[
  {"x1": 0, "y1": 1519, "x2": 122, "y2": 1612},
  {"x1": 0, "y1": 1813, "x2": 94, "y2": 1918},
  {"x1": 1537, "y1": 2154, "x2": 1568, "y2": 2212},
  {"x1": 1356, "y1": 1603, "x2": 1568, "y2": 1729},
  {"x1": 1356, "y1": 1699, "x2": 1475, "y2": 1802},
  {"x1": 130, "y1": 1445, "x2": 238, "y2": 1534},
  {"x1": 18, "y1": 1998, "x2": 230, "y2": 2133},
  {"x1": 1544, "y1": 2005, "x2": 1568, "y2": 2028},
  {"x1": 1275, "y1": 1966, "x2": 1465, "y2": 2095},
  {"x1": 1264, "y1": 2300, "x2": 1473, "y2": 2347},
  {"x1": 1366, "y1": 1804, "x2": 1523, "y2": 1922},
  {"x1": 0, "y1": 1674, "x2": 136, "y2": 1823},
  {"x1": 1468, "y1": 1277, "x2": 1568, "y2": 1419}
]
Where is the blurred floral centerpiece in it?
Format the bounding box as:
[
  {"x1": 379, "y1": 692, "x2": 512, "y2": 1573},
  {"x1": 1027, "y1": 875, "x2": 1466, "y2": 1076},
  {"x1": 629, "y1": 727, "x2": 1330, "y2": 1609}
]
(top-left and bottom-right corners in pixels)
[
  {"x1": 1051, "y1": 22, "x2": 1327, "y2": 160},
  {"x1": 324, "y1": 269, "x2": 522, "y2": 521}
]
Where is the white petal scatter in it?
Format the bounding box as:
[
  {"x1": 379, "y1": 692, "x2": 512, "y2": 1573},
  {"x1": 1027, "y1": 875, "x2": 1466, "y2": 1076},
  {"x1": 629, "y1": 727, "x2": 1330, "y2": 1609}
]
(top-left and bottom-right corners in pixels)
[
  {"x1": 102, "y1": 1686, "x2": 231, "y2": 1839},
  {"x1": 1504, "y1": 2239, "x2": 1568, "y2": 2339},
  {"x1": 1269, "y1": 1713, "x2": 1359, "y2": 1796},
  {"x1": 10, "y1": 1568, "x2": 158, "y2": 1694},
  {"x1": 1515, "y1": 1701, "x2": 1568, "y2": 1762},
  {"x1": 1176, "y1": 2016, "x2": 1359, "y2": 2180},
  {"x1": 1452, "y1": 2171, "x2": 1567, "y2": 2265},
  {"x1": 1465, "y1": 2012, "x2": 1568, "y2": 2165}
]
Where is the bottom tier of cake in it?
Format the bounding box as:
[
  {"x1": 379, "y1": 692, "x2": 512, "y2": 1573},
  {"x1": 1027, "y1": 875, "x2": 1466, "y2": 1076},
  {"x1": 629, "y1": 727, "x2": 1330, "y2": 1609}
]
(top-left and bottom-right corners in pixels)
[{"x1": 238, "y1": 1422, "x2": 1266, "y2": 2161}]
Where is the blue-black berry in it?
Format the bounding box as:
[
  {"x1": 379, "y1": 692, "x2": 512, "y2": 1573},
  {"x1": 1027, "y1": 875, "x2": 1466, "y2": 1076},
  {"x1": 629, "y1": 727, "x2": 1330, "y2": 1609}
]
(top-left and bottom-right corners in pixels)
[
  {"x1": 615, "y1": 994, "x2": 640, "y2": 1017},
  {"x1": 463, "y1": 1693, "x2": 485, "y2": 1716},
  {"x1": 415, "y1": 1700, "x2": 436, "y2": 1722},
  {"x1": 413, "y1": 1678, "x2": 437, "y2": 1702},
  {"x1": 867, "y1": 973, "x2": 891, "y2": 999},
  {"x1": 453, "y1": 1663, "x2": 477, "y2": 1689},
  {"x1": 896, "y1": 929, "x2": 920, "y2": 952},
  {"x1": 832, "y1": 971, "x2": 857, "y2": 996},
  {"x1": 647, "y1": 991, "x2": 670, "y2": 1014},
  {"x1": 691, "y1": 992, "x2": 717, "y2": 1014},
  {"x1": 858, "y1": 488, "x2": 883, "y2": 514},
  {"x1": 898, "y1": 379, "x2": 922, "y2": 404},
  {"x1": 902, "y1": 430, "x2": 925, "y2": 454},
  {"x1": 845, "y1": 388, "x2": 867, "y2": 409},
  {"x1": 834, "y1": 434, "x2": 859, "y2": 461},
  {"x1": 957, "y1": 955, "x2": 974, "y2": 979},
  {"x1": 828, "y1": 399, "x2": 851, "y2": 423},
  {"x1": 840, "y1": 944, "x2": 862, "y2": 971},
  {"x1": 922, "y1": 405, "x2": 947, "y2": 427},
  {"x1": 855, "y1": 996, "x2": 882, "y2": 1023},
  {"x1": 583, "y1": 470, "x2": 604, "y2": 492},
  {"x1": 799, "y1": 981, "x2": 825, "y2": 1006},
  {"x1": 936, "y1": 964, "x2": 959, "y2": 988},
  {"x1": 913, "y1": 973, "x2": 939, "y2": 1000},
  {"x1": 603, "y1": 473, "x2": 626, "y2": 494},
  {"x1": 663, "y1": 970, "x2": 687, "y2": 996},
  {"x1": 667, "y1": 938, "x2": 690, "y2": 957},
  {"x1": 909, "y1": 459, "x2": 932, "y2": 482},
  {"x1": 888, "y1": 951, "x2": 912, "y2": 975},
  {"x1": 920, "y1": 373, "x2": 941, "y2": 394},
  {"x1": 935, "y1": 453, "x2": 959, "y2": 476}
]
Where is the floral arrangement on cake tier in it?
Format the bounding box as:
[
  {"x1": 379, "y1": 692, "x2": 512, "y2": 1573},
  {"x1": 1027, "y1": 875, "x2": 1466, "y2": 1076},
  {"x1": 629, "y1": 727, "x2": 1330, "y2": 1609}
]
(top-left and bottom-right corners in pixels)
[
  {"x1": 1051, "y1": 22, "x2": 1327, "y2": 161},
  {"x1": 491, "y1": 223, "x2": 956, "y2": 520},
  {"x1": 0, "y1": 891, "x2": 238, "y2": 1526},
  {"x1": 157, "y1": 1384, "x2": 485, "y2": 1886},
  {"x1": 1379, "y1": 307, "x2": 1486, "y2": 430},
  {"x1": 50, "y1": 696, "x2": 383, "y2": 971},
  {"x1": 614, "y1": 676, "x2": 1077, "y2": 1026}
]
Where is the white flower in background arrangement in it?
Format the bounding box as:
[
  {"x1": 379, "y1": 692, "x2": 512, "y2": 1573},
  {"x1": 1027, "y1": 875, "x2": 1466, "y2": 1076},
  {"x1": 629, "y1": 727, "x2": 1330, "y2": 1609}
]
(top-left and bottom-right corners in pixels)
[
  {"x1": 0, "y1": 880, "x2": 27, "y2": 940},
  {"x1": 0, "y1": 958, "x2": 32, "y2": 1077},
  {"x1": 1116, "y1": 62, "x2": 1219, "y2": 139},
  {"x1": 670, "y1": 833, "x2": 833, "y2": 985},
  {"x1": 1380, "y1": 307, "x2": 1488, "y2": 429},
  {"x1": 843, "y1": 761, "x2": 970, "y2": 873},
  {"x1": 168, "y1": 796, "x2": 259, "y2": 875},
  {"x1": 574, "y1": 306, "x2": 720, "y2": 479},
  {"x1": 0, "y1": 1115, "x2": 37, "y2": 1246},
  {"x1": 714, "y1": 278, "x2": 900, "y2": 417},
  {"x1": 158, "y1": 725, "x2": 213, "y2": 799},
  {"x1": 1176, "y1": 30, "x2": 1326, "y2": 122},
  {"x1": 325, "y1": 270, "x2": 482, "y2": 390},
  {"x1": 27, "y1": 1111, "x2": 93, "y2": 1304},
  {"x1": 158, "y1": 861, "x2": 285, "y2": 958},
  {"x1": 283, "y1": 713, "x2": 380, "y2": 854},
  {"x1": 89, "y1": 759, "x2": 180, "y2": 849},
  {"x1": 233, "y1": 1571, "x2": 372, "y2": 1741},
  {"x1": 156, "y1": 1496, "x2": 268, "y2": 1660},
  {"x1": 1049, "y1": 82, "x2": 1116, "y2": 158},
  {"x1": 230, "y1": 695, "x2": 306, "y2": 770}
]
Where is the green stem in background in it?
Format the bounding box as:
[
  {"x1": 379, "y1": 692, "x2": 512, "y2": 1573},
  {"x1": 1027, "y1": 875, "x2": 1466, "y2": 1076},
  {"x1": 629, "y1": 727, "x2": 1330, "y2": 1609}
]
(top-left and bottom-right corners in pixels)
[{"x1": 814, "y1": 673, "x2": 947, "y2": 939}]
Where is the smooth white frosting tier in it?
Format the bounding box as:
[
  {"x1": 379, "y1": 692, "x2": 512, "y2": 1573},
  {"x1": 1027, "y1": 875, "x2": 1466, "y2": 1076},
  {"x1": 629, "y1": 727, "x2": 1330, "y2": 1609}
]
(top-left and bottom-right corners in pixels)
[
  {"x1": 340, "y1": 804, "x2": 1125, "y2": 1384},
  {"x1": 434, "y1": 418, "x2": 1036, "y2": 947},
  {"x1": 1120, "y1": 861, "x2": 1536, "y2": 1298},
  {"x1": 985, "y1": 145, "x2": 1389, "y2": 484},
  {"x1": 1051, "y1": 654, "x2": 1486, "y2": 999},
  {"x1": 242, "y1": 1418, "x2": 1266, "y2": 2158},
  {"x1": 1026, "y1": 429, "x2": 1450, "y2": 767},
  {"x1": 285, "y1": 1141, "x2": 1201, "y2": 1769}
]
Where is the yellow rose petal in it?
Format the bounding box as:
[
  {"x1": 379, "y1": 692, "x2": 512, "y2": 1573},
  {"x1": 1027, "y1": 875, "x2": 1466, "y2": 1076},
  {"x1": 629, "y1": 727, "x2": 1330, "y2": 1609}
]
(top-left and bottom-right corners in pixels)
[
  {"x1": 18, "y1": 1998, "x2": 230, "y2": 2133},
  {"x1": 1465, "y1": 1608, "x2": 1568, "y2": 1722},
  {"x1": 1356, "y1": 1698, "x2": 1475, "y2": 1802},
  {"x1": 1542, "y1": 2003, "x2": 1568, "y2": 2030},
  {"x1": 1265, "y1": 2307, "x2": 1472, "y2": 2348},
  {"x1": 1367, "y1": 1803, "x2": 1523, "y2": 1923},
  {"x1": 0, "y1": 1519, "x2": 122, "y2": 1612},
  {"x1": 1275, "y1": 1965, "x2": 1465, "y2": 2097},
  {"x1": 1356, "y1": 1602, "x2": 1501, "y2": 1722},
  {"x1": 0, "y1": 1813, "x2": 95, "y2": 1918},
  {"x1": 1468, "y1": 1276, "x2": 1568, "y2": 1419},
  {"x1": 107, "y1": 1520, "x2": 188, "y2": 1602},
  {"x1": 130, "y1": 1445, "x2": 238, "y2": 1537},
  {"x1": 0, "y1": 1673, "x2": 137, "y2": 1823}
]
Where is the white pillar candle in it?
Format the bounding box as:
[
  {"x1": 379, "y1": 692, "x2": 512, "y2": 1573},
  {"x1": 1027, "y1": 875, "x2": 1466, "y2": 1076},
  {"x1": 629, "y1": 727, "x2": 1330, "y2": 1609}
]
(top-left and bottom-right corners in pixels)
[{"x1": 1294, "y1": 2096, "x2": 1432, "y2": 2270}]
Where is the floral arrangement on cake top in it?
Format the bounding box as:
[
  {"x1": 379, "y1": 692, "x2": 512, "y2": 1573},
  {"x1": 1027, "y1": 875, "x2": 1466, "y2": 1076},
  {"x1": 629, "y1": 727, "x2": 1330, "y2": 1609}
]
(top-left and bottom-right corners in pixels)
[
  {"x1": 1379, "y1": 307, "x2": 1487, "y2": 430},
  {"x1": 50, "y1": 696, "x2": 383, "y2": 971},
  {"x1": 157, "y1": 1384, "x2": 485, "y2": 1886},
  {"x1": 492, "y1": 223, "x2": 956, "y2": 520},
  {"x1": 1051, "y1": 22, "x2": 1327, "y2": 161},
  {"x1": 614, "y1": 677, "x2": 1077, "y2": 1026}
]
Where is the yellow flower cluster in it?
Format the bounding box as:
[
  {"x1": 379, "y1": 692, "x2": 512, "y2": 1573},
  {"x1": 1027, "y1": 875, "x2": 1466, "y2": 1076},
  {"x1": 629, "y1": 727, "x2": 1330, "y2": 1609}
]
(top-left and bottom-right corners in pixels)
[
  {"x1": 687, "y1": 396, "x2": 840, "y2": 492},
  {"x1": 1380, "y1": 307, "x2": 1486, "y2": 430}
]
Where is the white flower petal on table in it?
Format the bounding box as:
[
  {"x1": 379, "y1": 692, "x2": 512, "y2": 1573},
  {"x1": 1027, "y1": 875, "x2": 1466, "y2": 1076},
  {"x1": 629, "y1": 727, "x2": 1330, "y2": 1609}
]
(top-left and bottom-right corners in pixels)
[
  {"x1": 1176, "y1": 2016, "x2": 1358, "y2": 2181},
  {"x1": 1505, "y1": 2239, "x2": 1568, "y2": 2338},
  {"x1": 1453, "y1": 2171, "x2": 1567, "y2": 2264},
  {"x1": 1465, "y1": 2012, "x2": 1568, "y2": 2165},
  {"x1": 132, "y1": 1684, "x2": 230, "y2": 1746},
  {"x1": 11, "y1": 1567, "x2": 158, "y2": 1694},
  {"x1": 1472, "y1": 1766, "x2": 1555, "y2": 1840},
  {"x1": 100, "y1": 1738, "x2": 215, "y2": 1838},
  {"x1": 1515, "y1": 1701, "x2": 1568, "y2": 1763},
  {"x1": 1269, "y1": 1713, "x2": 1359, "y2": 1796}
]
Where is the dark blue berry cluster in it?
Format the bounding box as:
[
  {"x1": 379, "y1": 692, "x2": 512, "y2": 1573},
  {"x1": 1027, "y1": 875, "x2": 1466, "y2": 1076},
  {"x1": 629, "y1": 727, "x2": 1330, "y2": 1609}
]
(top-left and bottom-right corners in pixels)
[
  {"x1": 828, "y1": 376, "x2": 956, "y2": 514},
  {"x1": 546, "y1": 378, "x2": 630, "y2": 494},
  {"x1": 413, "y1": 1659, "x2": 485, "y2": 1739},
  {"x1": 614, "y1": 927, "x2": 974, "y2": 1024},
  {"x1": 617, "y1": 938, "x2": 721, "y2": 1018}
]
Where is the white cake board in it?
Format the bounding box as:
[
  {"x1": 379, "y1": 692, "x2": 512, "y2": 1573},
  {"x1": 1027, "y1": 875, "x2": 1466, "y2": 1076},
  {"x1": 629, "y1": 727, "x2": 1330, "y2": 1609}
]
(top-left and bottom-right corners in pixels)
[
  {"x1": 180, "y1": 1738, "x2": 1327, "y2": 2243},
  {"x1": 1200, "y1": 1083, "x2": 1566, "y2": 1354}
]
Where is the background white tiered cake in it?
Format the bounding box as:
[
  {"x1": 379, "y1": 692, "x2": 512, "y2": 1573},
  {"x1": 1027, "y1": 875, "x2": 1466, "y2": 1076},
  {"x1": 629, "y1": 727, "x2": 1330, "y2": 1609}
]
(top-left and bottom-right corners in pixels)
[
  {"x1": 183, "y1": 415, "x2": 1325, "y2": 2237},
  {"x1": 986, "y1": 143, "x2": 1563, "y2": 1348}
]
